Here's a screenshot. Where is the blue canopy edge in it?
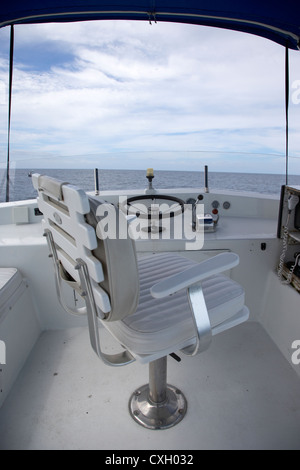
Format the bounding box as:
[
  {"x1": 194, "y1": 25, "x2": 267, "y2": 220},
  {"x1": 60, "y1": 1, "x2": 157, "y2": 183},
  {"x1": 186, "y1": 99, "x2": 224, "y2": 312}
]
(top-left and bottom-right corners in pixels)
[{"x1": 0, "y1": 0, "x2": 300, "y2": 50}]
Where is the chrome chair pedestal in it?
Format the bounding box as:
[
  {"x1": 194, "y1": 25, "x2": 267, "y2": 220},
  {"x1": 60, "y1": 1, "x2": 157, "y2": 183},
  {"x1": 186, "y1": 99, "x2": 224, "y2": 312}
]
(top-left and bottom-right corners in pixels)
[{"x1": 129, "y1": 356, "x2": 187, "y2": 430}]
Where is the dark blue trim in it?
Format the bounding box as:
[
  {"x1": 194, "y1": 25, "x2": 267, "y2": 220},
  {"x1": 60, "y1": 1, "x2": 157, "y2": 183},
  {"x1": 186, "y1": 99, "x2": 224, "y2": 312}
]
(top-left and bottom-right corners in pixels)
[{"x1": 0, "y1": 1, "x2": 299, "y2": 49}]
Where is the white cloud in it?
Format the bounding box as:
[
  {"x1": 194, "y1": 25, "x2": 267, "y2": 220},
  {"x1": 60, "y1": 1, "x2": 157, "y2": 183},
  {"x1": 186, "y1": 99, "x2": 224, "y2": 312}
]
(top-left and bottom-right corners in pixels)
[{"x1": 0, "y1": 20, "x2": 299, "y2": 173}]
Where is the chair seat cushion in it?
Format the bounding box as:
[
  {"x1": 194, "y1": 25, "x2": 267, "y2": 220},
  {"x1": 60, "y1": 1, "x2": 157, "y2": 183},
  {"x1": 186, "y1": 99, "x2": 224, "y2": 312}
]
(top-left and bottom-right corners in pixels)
[{"x1": 105, "y1": 253, "x2": 246, "y2": 360}]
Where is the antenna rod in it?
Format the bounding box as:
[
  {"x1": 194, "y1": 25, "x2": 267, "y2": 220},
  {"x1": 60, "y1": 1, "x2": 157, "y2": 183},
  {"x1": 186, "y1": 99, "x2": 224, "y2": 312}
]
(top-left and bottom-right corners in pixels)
[
  {"x1": 285, "y1": 44, "x2": 289, "y2": 186},
  {"x1": 5, "y1": 25, "x2": 14, "y2": 202}
]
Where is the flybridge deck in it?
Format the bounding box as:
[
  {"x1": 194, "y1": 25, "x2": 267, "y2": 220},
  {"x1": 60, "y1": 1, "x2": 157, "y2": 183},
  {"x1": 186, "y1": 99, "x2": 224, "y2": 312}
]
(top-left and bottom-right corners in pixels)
[
  {"x1": 1, "y1": 0, "x2": 300, "y2": 449},
  {"x1": 0, "y1": 188, "x2": 300, "y2": 449}
]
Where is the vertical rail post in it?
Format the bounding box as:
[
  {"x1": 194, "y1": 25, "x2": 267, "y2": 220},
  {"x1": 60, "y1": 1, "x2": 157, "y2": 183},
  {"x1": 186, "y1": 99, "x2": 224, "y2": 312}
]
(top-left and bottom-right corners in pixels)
[
  {"x1": 94, "y1": 168, "x2": 99, "y2": 195},
  {"x1": 204, "y1": 165, "x2": 209, "y2": 193}
]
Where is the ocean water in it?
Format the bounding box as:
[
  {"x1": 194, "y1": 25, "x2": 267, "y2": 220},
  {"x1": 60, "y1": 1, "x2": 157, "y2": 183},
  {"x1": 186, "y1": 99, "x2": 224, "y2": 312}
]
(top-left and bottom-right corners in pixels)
[{"x1": 1, "y1": 168, "x2": 300, "y2": 203}]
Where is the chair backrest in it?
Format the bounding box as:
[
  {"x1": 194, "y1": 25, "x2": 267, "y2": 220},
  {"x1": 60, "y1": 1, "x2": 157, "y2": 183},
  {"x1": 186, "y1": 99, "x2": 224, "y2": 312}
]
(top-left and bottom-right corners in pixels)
[{"x1": 32, "y1": 173, "x2": 139, "y2": 321}]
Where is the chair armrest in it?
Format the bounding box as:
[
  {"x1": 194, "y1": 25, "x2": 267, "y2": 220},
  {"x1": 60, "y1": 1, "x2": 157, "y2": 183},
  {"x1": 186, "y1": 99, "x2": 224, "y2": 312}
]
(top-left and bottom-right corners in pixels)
[{"x1": 150, "y1": 252, "x2": 239, "y2": 299}]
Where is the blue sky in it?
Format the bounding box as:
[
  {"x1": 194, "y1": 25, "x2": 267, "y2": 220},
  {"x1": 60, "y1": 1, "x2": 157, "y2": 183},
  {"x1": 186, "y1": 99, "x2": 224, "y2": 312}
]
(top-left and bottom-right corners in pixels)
[{"x1": 0, "y1": 20, "x2": 300, "y2": 174}]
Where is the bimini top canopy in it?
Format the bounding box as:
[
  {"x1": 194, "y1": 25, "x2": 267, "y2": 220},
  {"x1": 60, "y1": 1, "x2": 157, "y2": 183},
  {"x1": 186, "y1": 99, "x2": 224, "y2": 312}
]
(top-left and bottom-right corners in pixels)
[{"x1": 0, "y1": 0, "x2": 300, "y2": 50}]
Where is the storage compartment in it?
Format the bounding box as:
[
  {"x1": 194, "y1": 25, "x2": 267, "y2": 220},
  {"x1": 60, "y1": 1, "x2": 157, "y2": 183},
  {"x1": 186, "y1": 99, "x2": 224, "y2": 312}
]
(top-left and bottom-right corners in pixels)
[{"x1": 0, "y1": 268, "x2": 40, "y2": 407}]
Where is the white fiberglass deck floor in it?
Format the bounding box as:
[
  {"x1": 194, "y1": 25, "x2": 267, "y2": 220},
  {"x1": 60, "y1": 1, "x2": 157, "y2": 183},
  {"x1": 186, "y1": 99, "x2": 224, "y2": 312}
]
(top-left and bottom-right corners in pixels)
[{"x1": 0, "y1": 321, "x2": 300, "y2": 450}]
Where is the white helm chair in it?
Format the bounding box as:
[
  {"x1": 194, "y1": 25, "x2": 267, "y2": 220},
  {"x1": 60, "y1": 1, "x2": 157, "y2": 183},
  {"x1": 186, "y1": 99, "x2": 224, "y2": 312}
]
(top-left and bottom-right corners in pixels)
[{"x1": 32, "y1": 173, "x2": 249, "y2": 430}]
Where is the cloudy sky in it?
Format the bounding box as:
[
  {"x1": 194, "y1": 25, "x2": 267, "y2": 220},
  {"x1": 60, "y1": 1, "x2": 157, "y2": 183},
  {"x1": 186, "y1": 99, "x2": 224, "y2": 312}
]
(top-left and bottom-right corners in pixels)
[{"x1": 0, "y1": 19, "x2": 300, "y2": 174}]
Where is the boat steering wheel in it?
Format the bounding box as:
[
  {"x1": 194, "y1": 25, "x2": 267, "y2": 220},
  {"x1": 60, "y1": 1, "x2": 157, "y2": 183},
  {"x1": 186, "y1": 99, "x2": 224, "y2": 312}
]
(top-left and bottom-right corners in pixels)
[{"x1": 120, "y1": 194, "x2": 185, "y2": 232}]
